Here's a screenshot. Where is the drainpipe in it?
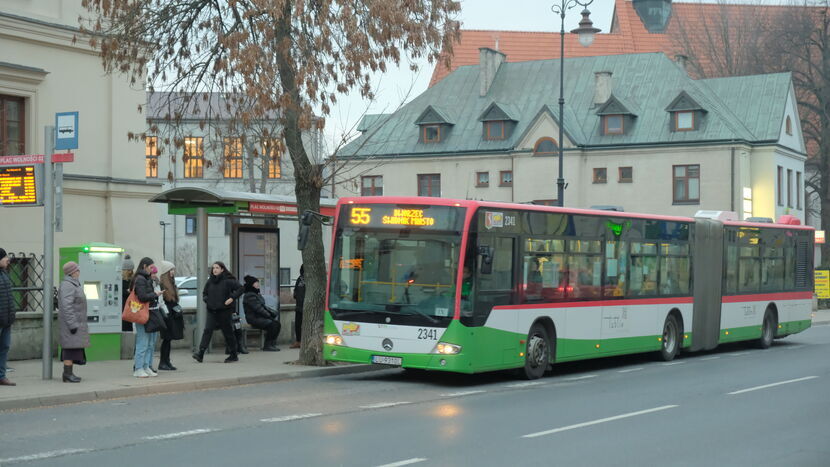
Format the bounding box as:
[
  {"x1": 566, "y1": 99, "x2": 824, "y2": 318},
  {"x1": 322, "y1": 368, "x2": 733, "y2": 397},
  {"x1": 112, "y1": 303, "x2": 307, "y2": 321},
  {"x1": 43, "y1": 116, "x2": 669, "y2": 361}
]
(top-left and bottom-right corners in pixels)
[
  {"x1": 730, "y1": 146, "x2": 735, "y2": 212},
  {"x1": 511, "y1": 153, "x2": 515, "y2": 202}
]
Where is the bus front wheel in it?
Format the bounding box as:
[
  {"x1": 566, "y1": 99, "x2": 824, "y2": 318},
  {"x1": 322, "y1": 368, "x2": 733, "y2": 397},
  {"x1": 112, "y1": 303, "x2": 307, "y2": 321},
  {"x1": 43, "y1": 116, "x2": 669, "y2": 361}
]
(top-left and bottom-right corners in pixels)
[
  {"x1": 523, "y1": 323, "x2": 551, "y2": 380},
  {"x1": 659, "y1": 314, "x2": 680, "y2": 361}
]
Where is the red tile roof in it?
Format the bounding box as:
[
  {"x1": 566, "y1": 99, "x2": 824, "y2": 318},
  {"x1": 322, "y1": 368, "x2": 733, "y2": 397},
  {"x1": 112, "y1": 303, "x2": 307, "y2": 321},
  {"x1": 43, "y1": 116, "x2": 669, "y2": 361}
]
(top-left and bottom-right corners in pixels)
[{"x1": 429, "y1": 0, "x2": 793, "y2": 85}]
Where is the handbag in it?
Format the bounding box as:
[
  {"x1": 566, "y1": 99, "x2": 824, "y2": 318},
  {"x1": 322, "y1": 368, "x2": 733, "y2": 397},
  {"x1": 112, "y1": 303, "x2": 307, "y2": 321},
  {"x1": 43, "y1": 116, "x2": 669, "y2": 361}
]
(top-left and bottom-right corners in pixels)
[
  {"x1": 145, "y1": 306, "x2": 168, "y2": 333},
  {"x1": 121, "y1": 290, "x2": 149, "y2": 324},
  {"x1": 165, "y1": 304, "x2": 185, "y2": 340}
]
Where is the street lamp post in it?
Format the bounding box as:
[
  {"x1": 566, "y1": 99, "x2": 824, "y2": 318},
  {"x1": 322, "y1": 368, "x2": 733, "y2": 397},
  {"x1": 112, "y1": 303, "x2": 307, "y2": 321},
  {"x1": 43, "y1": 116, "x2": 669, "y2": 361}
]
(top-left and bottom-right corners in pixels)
[{"x1": 552, "y1": 1, "x2": 600, "y2": 207}]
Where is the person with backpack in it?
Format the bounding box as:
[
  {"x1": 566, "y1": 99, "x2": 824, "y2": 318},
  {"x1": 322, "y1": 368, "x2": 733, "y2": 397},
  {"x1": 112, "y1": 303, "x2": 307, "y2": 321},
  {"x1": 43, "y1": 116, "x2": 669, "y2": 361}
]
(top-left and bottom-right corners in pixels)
[{"x1": 290, "y1": 265, "x2": 305, "y2": 349}]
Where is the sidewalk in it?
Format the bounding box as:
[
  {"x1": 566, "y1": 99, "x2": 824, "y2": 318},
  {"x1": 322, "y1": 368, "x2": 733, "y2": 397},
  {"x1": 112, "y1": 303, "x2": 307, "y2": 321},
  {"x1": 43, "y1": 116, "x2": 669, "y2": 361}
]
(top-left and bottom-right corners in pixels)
[
  {"x1": 3, "y1": 312, "x2": 830, "y2": 412},
  {"x1": 0, "y1": 347, "x2": 376, "y2": 411}
]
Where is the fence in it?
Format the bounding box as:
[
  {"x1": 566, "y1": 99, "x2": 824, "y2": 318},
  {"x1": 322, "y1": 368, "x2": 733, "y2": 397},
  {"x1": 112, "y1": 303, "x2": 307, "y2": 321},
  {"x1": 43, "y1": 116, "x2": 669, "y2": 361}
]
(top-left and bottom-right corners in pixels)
[{"x1": 7, "y1": 252, "x2": 48, "y2": 313}]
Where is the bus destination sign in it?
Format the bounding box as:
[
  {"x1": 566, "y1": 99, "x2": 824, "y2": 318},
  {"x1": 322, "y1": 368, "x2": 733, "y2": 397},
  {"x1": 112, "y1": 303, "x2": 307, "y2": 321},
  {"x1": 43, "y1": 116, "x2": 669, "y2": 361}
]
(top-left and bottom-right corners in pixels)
[
  {"x1": 342, "y1": 204, "x2": 465, "y2": 231},
  {"x1": 0, "y1": 165, "x2": 39, "y2": 206}
]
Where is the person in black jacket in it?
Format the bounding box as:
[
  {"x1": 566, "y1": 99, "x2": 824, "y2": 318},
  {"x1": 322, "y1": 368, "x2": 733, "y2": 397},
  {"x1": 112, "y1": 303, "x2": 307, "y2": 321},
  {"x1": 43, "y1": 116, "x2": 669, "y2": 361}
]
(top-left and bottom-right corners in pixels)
[
  {"x1": 243, "y1": 275, "x2": 281, "y2": 351},
  {"x1": 290, "y1": 265, "x2": 305, "y2": 349},
  {"x1": 193, "y1": 261, "x2": 243, "y2": 363},
  {"x1": 0, "y1": 248, "x2": 16, "y2": 386}
]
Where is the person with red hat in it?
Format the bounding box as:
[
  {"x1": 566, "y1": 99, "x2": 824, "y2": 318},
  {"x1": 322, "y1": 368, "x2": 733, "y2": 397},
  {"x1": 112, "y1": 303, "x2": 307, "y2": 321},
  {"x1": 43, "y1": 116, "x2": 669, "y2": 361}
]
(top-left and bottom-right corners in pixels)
[{"x1": 0, "y1": 248, "x2": 16, "y2": 386}]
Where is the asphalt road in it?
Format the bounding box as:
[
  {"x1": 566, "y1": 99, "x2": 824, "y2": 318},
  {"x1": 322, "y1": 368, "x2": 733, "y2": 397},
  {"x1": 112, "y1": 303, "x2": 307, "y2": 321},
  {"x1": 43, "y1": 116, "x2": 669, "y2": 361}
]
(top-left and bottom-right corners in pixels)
[{"x1": 2, "y1": 325, "x2": 829, "y2": 467}]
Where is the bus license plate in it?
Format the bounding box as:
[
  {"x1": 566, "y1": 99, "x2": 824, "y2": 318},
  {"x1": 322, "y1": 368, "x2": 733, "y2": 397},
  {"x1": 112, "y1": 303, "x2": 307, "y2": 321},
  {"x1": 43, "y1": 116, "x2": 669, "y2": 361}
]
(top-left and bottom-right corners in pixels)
[{"x1": 372, "y1": 355, "x2": 402, "y2": 366}]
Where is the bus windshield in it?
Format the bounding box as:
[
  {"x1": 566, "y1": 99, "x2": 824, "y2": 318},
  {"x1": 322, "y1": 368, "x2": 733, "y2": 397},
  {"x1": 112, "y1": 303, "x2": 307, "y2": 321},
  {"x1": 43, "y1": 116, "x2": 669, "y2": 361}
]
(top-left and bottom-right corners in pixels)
[{"x1": 329, "y1": 204, "x2": 465, "y2": 326}]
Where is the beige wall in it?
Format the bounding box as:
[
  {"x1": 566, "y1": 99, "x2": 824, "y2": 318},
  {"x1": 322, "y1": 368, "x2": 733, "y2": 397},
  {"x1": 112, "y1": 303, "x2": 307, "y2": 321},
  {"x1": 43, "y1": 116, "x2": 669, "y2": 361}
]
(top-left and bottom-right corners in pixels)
[{"x1": 0, "y1": 3, "x2": 162, "y2": 265}]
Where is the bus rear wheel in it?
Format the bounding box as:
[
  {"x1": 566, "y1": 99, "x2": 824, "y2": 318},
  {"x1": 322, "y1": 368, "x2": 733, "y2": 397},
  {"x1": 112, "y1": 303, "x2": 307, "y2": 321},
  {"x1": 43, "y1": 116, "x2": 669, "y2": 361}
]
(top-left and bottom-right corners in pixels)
[
  {"x1": 757, "y1": 309, "x2": 776, "y2": 349},
  {"x1": 659, "y1": 314, "x2": 680, "y2": 361},
  {"x1": 523, "y1": 323, "x2": 551, "y2": 380}
]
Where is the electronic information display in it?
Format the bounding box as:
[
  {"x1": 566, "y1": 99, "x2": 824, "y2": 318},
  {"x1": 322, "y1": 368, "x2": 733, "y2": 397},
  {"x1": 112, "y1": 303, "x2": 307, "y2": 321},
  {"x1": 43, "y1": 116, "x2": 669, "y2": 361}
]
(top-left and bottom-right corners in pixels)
[
  {"x1": 0, "y1": 165, "x2": 38, "y2": 206},
  {"x1": 340, "y1": 204, "x2": 466, "y2": 231}
]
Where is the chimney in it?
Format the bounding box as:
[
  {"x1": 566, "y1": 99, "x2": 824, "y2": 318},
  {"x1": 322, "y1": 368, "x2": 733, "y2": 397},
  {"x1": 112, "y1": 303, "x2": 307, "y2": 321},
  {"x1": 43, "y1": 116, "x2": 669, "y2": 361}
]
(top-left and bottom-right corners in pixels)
[
  {"x1": 674, "y1": 54, "x2": 688, "y2": 73},
  {"x1": 479, "y1": 47, "x2": 506, "y2": 97},
  {"x1": 593, "y1": 71, "x2": 613, "y2": 106}
]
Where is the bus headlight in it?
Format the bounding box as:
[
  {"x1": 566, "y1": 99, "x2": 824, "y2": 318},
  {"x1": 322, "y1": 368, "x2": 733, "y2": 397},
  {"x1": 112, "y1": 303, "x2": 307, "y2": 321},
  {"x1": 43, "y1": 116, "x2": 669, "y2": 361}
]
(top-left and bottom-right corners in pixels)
[
  {"x1": 324, "y1": 334, "x2": 343, "y2": 346},
  {"x1": 434, "y1": 342, "x2": 462, "y2": 355}
]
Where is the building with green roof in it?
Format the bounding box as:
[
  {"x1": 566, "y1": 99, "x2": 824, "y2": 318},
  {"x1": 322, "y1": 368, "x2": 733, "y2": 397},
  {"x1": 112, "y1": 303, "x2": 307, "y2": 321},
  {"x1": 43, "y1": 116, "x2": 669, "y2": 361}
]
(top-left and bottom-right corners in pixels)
[{"x1": 336, "y1": 51, "x2": 805, "y2": 221}]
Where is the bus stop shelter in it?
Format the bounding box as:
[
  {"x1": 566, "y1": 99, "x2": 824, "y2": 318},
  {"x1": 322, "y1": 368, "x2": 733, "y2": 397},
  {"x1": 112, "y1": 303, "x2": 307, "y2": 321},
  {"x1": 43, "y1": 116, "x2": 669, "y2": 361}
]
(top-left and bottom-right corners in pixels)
[{"x1": 148, "y1": 186, "x2": 336, "y2": 347}]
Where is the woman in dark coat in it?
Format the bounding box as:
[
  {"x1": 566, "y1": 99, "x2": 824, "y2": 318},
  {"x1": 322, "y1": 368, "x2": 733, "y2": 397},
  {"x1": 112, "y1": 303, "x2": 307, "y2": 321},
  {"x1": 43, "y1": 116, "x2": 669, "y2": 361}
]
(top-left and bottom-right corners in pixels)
[
  {"x1": 157, "y1": 260, "x2": 184, "y2": 370},
  {"x1": 243, "y1": 275, "x2": 281, "y2": 351},
  {"x1": 290, "y1": 265, "x2": 305, "y2": 349},
  {"x1": 58, "y1": 261, "x2": 89, "y2": 383},
  {"x1": 193, "y1": 261, "x2": 243, "y2": 363}
]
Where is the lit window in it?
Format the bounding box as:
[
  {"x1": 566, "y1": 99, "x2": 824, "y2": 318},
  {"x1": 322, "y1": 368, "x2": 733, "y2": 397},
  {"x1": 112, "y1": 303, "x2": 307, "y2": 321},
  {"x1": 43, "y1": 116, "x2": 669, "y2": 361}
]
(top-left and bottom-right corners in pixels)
[
  {"x1": 673, "y1": 164, "x2": 700, "y2": 203},
  {"x1": 223, "y1": 137, "x2": 243, "y2": 178},
  {"x1": 476, "y1": 172, "x2": 489, "y2": 187},
  {"x1": 183, "y1": 137, "x2": 204, "y2": 178},
  {"x1": 262, "y1": 139, "x2": 282, "y2": 179},
  {"x1": 593, "y1": 168, "x2": 607, "y2": 183},
  {"x1": 604, "y1": 115, "x2": 623, "y2": 135},
  {"x1": 361, "y1": 176, "x2": 383, "y2": 196},
  {"x1": 145, "y1": 136, "x2": 159, "y2": 178},
  {"x1": 500, "y1": 170, "x2": 513, "y2": 187},
  {"x1": 675, "y1": 111, "x2": 695, "y2": 131}
]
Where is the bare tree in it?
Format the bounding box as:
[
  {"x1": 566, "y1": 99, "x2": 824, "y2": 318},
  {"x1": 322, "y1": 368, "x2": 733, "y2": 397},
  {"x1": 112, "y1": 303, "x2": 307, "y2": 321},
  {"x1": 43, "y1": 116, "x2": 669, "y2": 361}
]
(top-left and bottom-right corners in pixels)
[{"x1": 81, "y1": 0, "x2": 460, "y2": 365}]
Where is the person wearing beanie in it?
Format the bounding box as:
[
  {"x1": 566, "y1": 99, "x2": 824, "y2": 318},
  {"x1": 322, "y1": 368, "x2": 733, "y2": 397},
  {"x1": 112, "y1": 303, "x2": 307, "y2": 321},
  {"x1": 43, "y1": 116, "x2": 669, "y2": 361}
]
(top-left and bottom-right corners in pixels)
[
  {"x1": 58, "y1": 261, "x2": 89, "y2": 383},
  {"x1": 157, "y1": 260, "x2": 184, "y2": 370},
  {"x1": 242, "y1": 275, "x2": 281, "y2": 351},
  {"x1": 0, "y1": 248, "x2": 16, "y2": 386},
  {"x1": 121, "y1": 254, "x2": 135, "y2": 332}
]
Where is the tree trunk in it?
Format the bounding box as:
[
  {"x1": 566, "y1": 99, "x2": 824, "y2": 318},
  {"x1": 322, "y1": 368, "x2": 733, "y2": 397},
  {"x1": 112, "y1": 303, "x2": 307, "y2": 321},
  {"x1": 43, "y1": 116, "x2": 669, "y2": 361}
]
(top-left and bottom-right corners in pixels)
[{"x1": 274, "y1": 0, "x2": 326, "y2": 365}]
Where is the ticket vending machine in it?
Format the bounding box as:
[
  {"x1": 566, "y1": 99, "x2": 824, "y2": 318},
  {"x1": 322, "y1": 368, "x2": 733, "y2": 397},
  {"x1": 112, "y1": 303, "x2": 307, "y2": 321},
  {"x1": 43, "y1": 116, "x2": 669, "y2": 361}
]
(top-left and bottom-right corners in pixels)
[{"x1": 59, "y1": 243, "x2": 124, "y2": 361}]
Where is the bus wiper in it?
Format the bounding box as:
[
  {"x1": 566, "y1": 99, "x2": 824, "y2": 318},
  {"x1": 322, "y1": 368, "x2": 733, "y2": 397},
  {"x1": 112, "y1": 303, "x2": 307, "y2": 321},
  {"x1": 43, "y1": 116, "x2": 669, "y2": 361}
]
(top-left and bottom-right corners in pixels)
[{"x1": 386, "y1": 303, "x2": 439, "y2": 324}]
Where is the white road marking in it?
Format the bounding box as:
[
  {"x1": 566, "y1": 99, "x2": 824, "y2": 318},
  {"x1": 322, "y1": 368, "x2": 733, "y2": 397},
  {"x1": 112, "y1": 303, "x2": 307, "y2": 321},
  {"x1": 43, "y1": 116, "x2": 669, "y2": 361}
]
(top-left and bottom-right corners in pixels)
[
  {"x1": 727, "y1": 376, "x2": 819, "y2": 395},
  {"x1": 441, "y1": 390, "x2": 486, "y2": 397},
  {"x1": 662, "y1": 361, "x2": 685, "y2": 366},
  {"x1": 564, "y1": 374, "x2": 598, "y2": 381},
  {"x1": 506, "y1": 381, "x2": 544, "y2": 388},
  {"x1": 726, "y1": 352, "x2": 750, "y2": 357},
  {"x1": 0, "y1": 449, "x2": 92, "y2": 463},
  {"x1": 782, "y1": 345, "x2": 803, "y2": 350},
  {"x1": 143, "y1": 428, "x2": 216, "y2": 440},
  {"x1": 522, "y1": 405, "x2": 679, "y2": 438},
  {"x1": 618, "y1": 367, "x2": 644, "y2": 373},
  {"x1": 375, "y1": 458, "x2": 428, "y2": 467},
  {"x1": 261, "y1": 413, "x2": 323, "y2": 423},
  {"x1": 360, "y1": 401, "x2": 411, "y2": 409},
  {"x1": 700, "y1": 356, "x2": 720, "y2": 361}
]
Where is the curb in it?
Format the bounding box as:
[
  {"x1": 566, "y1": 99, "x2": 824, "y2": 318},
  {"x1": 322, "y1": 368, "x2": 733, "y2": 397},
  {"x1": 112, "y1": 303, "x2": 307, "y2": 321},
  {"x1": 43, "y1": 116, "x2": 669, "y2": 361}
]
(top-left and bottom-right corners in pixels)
[{"x1": 0, "y1": 363, "x2": 383, "y2": 412}]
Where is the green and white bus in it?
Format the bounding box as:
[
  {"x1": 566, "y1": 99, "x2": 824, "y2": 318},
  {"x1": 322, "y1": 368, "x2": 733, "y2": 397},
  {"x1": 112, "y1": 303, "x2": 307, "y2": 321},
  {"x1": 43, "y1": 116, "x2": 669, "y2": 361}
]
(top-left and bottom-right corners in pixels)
[{"x1": 323, "y1": 197, "x2": 814, "y2": 379}]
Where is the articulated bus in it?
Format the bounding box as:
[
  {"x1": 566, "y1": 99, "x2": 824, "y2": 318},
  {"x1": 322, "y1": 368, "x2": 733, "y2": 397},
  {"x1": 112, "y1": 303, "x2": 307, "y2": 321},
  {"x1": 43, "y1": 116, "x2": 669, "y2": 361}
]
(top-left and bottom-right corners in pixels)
[{"x1": 322, "y1": 197, "x2": 814, "y2": 379}]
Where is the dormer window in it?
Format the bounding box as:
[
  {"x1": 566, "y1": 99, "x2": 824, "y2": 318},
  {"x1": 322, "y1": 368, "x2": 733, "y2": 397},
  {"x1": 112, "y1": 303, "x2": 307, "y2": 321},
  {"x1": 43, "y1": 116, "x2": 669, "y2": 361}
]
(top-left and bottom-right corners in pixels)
[
  {"x1": 596, "y1": 95, "x2": 637, "y2": 136},
  {"x1": 674, "y1": 111, "x2": 694, "y2": 131},
  {"x1": 479, "y1": 102, "x2": 517, "y2": 142},
  {"x1": 415, "y1": 105, "x2": 454, "y2": 144},
  {"x1": 603, "y1": 115, "x2": 624, "y2": 135},
  {"x1": 485, "y1": 121, "x2": 506, "y2": 140},
  {"x1": 666, "y1": 91, "x2": 706, "y2": 133},
  {"x1": 423, "y1": 124, "x2": 441, "y2": 143}
]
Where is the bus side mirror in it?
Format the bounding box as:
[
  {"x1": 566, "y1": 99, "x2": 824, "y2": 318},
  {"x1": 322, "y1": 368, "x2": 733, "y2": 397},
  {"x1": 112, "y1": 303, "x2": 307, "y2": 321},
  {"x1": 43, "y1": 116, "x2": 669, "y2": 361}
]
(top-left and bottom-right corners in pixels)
[{"x1": 479, "y1": 246, "x2": 493, "y2": 275}]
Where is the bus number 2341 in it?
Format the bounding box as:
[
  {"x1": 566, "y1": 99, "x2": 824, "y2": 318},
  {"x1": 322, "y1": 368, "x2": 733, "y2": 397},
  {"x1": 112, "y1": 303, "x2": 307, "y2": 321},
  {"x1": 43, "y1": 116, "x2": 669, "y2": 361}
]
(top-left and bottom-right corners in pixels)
[{"x1": 417, "y1": 328, "x2": 439, "y2": 340}]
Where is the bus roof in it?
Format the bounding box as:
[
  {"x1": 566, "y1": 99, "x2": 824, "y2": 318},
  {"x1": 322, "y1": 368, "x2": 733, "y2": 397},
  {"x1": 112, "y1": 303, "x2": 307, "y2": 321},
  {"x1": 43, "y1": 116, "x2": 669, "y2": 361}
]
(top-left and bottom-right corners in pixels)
[{"x1": 337, "y1": 196, "x2": 814, "y2": 230}]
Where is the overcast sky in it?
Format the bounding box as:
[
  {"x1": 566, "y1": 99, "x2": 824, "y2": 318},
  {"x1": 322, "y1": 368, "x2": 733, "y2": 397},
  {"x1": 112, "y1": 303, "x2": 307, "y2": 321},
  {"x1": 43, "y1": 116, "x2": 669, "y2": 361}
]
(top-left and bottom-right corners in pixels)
[{"x1": 324, "y1": 0, "x2": 617, "y2": 151}]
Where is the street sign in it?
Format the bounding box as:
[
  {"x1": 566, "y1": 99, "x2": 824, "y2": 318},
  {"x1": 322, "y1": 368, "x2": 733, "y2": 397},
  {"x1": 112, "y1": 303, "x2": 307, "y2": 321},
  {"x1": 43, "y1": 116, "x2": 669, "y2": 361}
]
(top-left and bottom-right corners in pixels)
[
  {"x1": 55, "y1": 111, "x2": 79, "y2": 150},
  {"x1": 816, "y1": 230, "x2": 825, "y2": 244},
  {"x1": 0, "y1": 165, "x2": 39, "y2": 206},
  {"x1": 0, "y1": 153, "x2": 74, "y2": 165},
  {"x1": 815, "y1": 270, "x2": 830, "y2": 299}
]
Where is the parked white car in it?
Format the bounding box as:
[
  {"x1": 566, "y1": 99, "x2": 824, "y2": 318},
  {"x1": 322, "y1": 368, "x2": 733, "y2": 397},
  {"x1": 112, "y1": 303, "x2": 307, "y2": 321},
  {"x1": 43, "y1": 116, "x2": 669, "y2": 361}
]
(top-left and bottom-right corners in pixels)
[{"x1": 175, "y1": 276, "x2": 198, "y2": 311}]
